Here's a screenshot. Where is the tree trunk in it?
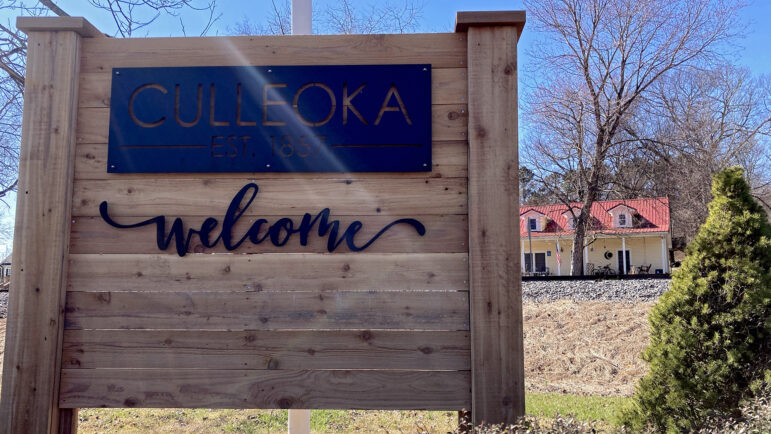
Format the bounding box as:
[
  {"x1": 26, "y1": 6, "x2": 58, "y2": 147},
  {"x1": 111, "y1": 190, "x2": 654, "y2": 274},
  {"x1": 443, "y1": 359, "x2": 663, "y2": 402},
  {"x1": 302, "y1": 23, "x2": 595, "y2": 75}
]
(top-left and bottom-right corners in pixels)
[
  {"x1": 571, "y1": 207, "x2": 588, "y2": 276},
  {"x1": 571, "y1": 157, "x2": 603, "y2": 275}
]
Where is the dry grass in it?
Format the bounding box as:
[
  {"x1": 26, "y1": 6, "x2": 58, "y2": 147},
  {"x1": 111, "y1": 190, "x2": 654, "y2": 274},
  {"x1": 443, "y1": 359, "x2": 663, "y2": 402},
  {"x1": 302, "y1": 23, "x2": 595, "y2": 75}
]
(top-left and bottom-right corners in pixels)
[
  {"x1": 75, "y1": 408, "x2": 460, "y2": 433},
  {"x1": 524, "y1": 300, "x2": 653, "y2": 397}
]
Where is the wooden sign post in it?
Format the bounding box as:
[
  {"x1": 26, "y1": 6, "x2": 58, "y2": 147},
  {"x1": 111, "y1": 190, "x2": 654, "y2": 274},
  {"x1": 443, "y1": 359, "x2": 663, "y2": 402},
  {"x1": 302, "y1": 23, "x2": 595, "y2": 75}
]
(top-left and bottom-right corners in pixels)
[{"x1": 0, "y1": 11, "x2": 525, "y2": 433}]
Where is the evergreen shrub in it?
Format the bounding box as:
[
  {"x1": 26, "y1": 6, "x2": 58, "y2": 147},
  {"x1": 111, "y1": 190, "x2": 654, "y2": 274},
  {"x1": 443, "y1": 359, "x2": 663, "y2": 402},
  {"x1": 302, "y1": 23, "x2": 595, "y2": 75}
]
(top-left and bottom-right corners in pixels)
[{"x1": 621, "y1": 167, "x2": 771, "y2": 432}]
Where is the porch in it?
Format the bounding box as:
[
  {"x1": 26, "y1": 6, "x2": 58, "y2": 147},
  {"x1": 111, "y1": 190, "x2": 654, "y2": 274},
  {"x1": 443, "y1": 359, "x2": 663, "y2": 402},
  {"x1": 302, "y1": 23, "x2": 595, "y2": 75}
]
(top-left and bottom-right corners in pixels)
[{"x1": 520, "y1": 234, "x2": 670, "y2": 277}]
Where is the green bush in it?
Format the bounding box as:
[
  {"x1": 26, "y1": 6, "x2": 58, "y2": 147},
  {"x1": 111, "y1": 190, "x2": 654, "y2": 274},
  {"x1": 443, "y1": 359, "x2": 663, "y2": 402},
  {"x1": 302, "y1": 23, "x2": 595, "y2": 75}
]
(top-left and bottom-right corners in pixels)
[
  {"x1": 455, "y1": 413, "x2": 609, "y2": 434},
  {"x1": 621, "y1": 167, "x2": 771, "y2": 432},
  {"x1": 698, "y1": 389, "x2": 771, "y2": 433}
]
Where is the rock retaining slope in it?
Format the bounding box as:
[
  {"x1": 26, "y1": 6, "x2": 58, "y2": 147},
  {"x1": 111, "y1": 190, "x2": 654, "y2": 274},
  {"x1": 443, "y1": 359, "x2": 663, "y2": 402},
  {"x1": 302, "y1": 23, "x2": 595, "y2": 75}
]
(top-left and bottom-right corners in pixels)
[
  {"x1": 0, "y1": 290, "x2": 7, "y2": 318},
  {"x1": 523, "y1": 278, "x2": 670, "y2": 302}
]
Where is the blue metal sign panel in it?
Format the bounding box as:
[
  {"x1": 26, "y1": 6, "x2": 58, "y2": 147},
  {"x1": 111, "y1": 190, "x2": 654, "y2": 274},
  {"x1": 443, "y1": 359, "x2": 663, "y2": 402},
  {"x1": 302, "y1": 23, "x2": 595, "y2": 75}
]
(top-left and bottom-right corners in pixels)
[{"x1": 107, "y1": 65, "x2": 432, "y2": 173}]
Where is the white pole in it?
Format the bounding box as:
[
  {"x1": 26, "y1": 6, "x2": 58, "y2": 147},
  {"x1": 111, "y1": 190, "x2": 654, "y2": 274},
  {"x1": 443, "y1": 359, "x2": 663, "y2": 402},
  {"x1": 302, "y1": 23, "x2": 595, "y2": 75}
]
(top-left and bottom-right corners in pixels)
[
  {"x1": 583, "y1": 245, "x2": 588, "y2": 276},
  {"x1": 527, "y1": 225, "x2": 534, "y2": 273},
  {"x1": 621, "y1": 237, "x2": 626, "y2": 275},
  {"x1": 292, "y1": 0, "x2": 312, "y2": 35},
  {"x1": 661, "y1": 236, "x2": 668, "y2": 273},
  {"x1": 556, "y1": 239, "x2": 561, "y2": 276},
  {"x1": 289, "y1": 2, "x2": 312, "y2": 433}
]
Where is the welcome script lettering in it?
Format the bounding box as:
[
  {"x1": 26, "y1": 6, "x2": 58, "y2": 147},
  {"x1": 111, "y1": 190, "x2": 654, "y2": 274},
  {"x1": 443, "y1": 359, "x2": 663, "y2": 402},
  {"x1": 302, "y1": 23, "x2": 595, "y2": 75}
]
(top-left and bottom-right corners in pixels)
[{"x1": 99, "y1": 183, "x2": 426, "y2": 256}]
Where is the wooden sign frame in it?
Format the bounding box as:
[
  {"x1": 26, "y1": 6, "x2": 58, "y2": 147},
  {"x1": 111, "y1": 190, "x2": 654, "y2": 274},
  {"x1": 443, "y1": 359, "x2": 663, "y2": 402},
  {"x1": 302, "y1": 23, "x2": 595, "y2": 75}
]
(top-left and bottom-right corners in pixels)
[{"x1": 0, "y1": 11, "x2": 525, "y2": 433}]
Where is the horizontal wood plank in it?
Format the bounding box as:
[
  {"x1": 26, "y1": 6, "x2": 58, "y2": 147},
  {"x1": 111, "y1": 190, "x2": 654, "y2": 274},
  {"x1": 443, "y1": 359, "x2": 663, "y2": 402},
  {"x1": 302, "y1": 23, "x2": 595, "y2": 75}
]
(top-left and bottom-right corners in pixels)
[
  {"x1": 80, "y1": 33, "x2": 467, "y2": 72},
  {"x1": 70, "y1": 214, "x2": 467, "y2": 255},
  {"x1": 62, "y1": 329, "x2": 470, "y2": 370},
  {"x1": 75, "y1": 104, "x2": 467, "y2": 144},
  {"x1": 74, "y1": 141, "x2": 468, "y2": 180},
  {"x1": 60, "y1": 369, "x2": 471, "y2": 409},
  {"x1": 67, "y1": 253, "x2": 468, "y2": 292},
  {"x1": 64, "y1": 291, "x2": 470, "y2": 331},
  {"x1": 71, "y1": 178, "x2": 467, "y2": 217},
  {"x1": 78, "y1": 68, "x2": 467, "y2": 108},
  {"x1": 77, "y1": 72, "x2": 109, "y2": 107}
]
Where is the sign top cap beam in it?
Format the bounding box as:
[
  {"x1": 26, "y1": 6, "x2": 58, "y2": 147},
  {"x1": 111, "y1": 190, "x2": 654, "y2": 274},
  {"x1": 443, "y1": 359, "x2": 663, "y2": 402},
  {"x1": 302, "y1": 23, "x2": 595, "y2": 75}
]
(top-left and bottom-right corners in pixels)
[
  {"x1": 455, "y1": 10, "x2": 526, "y2": 37},
  {"x1": 16, "y1": 16, "x2": 103, "y2": 37}
]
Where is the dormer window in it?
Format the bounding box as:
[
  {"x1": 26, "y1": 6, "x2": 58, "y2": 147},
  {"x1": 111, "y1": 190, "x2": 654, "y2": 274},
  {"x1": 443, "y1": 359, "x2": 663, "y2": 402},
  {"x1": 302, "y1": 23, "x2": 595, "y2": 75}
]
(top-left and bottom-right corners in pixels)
[
  {"x1": 562, "y1": 209, "x2": 580, "y2": 231},
  {"x1": 615, "y1": 212, "x2": 632, "y2": 228},
  {"x1": 520, "y1": 209, "x2": 546, "y2": 232},
  {"x1": 608, "y1": 204, "x2": 636, "y2": 229}
]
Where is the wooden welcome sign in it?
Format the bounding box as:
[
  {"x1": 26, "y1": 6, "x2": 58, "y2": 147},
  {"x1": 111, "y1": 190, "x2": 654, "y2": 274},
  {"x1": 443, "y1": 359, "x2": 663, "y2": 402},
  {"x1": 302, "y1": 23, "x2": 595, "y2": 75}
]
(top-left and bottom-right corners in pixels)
[{"x1": 0, "y1": 11, "x2": 525, "y2": 433}]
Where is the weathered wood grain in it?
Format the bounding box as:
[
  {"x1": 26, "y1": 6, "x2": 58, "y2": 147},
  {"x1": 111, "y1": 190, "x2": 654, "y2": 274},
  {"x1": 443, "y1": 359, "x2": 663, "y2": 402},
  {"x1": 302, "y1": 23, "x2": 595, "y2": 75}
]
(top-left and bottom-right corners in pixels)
[
  {"x1": 79, "y1": 33, "x2": 467, "y2": 72},
  {"x1": 78, "y1": 68, "x2": 468, "y2": 108},
  {"x1": 0, "y1": 30, "x2": 81, "y2": 434},
  {"x1": 432, "y1": 68, "x2": 468, "y2": 105},
  {"x1": 60, "y1": 369, "x2": 472, "y2": 409},
  {"x1": 61, "y1": 329, "x2": 471, "y2": 370},
  {"x1": 467, "y1": 26, "x2": 525, "y2": 424},
  {"x1": 71, "y1": 178, "x2": 467, "y2": 217},
  {"x1": 58, "y1": 409, "x2": 77, "y2": 434},
  {"x1": 64, "y1": 290, "x2": 470, "y2": 331},
  {"x1": 77, "y1": 72, "x2": 110, "y2": 107},
  {"x1": 73, "y1": 140, "x2": 468, "y2": 180},
  {"x1": 67, "y1": 253, "x2": 469, "y2": 292},
  {"x1": 69, "y1": 214, "x2": 467, "y2": 255},
  {"x1": 74, "y1": 104, "x2": 467, "y2": 144}
]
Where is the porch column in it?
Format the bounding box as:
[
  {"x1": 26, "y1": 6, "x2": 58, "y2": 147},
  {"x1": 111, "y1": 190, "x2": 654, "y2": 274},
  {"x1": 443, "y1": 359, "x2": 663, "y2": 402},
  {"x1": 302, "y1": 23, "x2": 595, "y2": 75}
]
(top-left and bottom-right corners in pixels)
[
  {"x1": 583, "y1": 244, "x2": 588, "y2": 275},
  {"x1": 521, "y1": 240, "x2": 526, "y2": 272},
  {"x1": 661, "y1": 236, "x2": 668, "y2": 273},
  {"x1": 621, "y1": 237, "x2": 626, "y2": 275},
  {"x1": 556, "y1": 239, "x2": 561, "y2": 276}
]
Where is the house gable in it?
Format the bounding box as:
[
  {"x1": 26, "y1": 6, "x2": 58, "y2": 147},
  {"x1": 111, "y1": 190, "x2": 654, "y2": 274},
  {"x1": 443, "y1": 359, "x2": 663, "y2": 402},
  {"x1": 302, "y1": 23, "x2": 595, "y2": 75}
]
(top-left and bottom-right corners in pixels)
[
  {"x1": 520, "y1": 209, "x2": 546, "y2": 232},
  {"x1": 607, "y1": 204, "x2": 636, "y2": 228},
  {"x1": 561, "y1": 208, "x2": 581, "y2": 230}
]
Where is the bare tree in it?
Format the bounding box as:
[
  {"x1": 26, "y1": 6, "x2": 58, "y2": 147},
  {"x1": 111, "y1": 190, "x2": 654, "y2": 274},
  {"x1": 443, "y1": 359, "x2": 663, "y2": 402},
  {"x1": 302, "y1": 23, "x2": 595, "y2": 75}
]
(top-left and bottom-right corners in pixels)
[
  {"x1": 523, "y1": 0, "x2": 744, "y2": 275},
  {"x1": 230, "y1": 0, "x2": 290, "y2": 36},
  {"x1": 625, "y1": 65, "x2": 771, "y2": 242},
  {"x1": 324, "y1": 0, "x2": 422, "y2": 34},
  {"x1": 231, "y1": 0, "x2": 423, "y2": 36},
  {"x1": 86, "y1": 0, "x2": 218, "y2": 37},
  {"x1": 0, "y1": 0, "x2": 219, "y2": 248}
]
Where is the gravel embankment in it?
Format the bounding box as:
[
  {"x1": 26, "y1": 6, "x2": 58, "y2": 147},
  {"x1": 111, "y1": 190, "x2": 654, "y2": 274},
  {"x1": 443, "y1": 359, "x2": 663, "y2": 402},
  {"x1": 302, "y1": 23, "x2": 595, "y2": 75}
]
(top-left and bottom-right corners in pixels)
[
  {"x1": 0, "y1": 290, "x2": 7, "y2": 318},
  {"x1": 523, "y1": 278, "x2": 670, "y2": 303}
]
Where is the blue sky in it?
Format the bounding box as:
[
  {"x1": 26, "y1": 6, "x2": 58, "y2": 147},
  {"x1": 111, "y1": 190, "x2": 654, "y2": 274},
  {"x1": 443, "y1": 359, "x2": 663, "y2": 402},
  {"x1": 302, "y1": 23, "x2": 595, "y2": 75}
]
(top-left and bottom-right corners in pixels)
[
  {"x1": 48, "y1": 0, "x2": 771, "y2": 75},
  {"x1": 0, "y1": 0, "x2": 769, "y2": 252}
]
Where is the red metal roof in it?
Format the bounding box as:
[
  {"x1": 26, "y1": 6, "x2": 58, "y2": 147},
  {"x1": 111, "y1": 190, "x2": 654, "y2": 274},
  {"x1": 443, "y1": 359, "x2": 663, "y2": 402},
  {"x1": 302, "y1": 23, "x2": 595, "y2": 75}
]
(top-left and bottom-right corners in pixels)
[{"x1": 519, "y1": 197, "x2": 670, "y2": 237}]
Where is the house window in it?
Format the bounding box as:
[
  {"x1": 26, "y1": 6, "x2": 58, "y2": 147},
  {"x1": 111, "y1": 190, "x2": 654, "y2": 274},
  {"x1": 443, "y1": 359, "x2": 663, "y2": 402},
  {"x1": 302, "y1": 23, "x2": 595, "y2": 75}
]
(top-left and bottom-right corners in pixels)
[
  {"x1": 524, "y1": 252, "x2": 547, "y2": 273},
  {"x1": 528, "y1": 218, "x2": 537, "y2": 231},
  {"x1": 4, "y1": 268, "x2": 9, "y2": 277},
  {"x1": 618, "y1": 214, "x2": 627, "y2": 227}
]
